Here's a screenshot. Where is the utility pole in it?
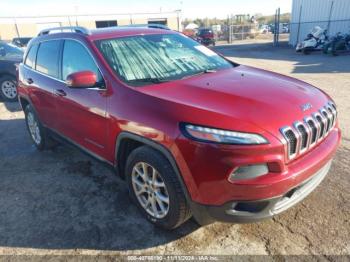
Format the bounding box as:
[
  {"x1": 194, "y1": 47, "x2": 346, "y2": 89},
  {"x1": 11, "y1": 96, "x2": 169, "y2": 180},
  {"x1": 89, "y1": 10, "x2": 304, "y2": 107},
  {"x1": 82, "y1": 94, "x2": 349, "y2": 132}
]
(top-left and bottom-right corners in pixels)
[
  {"x1": 74, "y1": 6, "x2": 79, "y2": 26},
  {"x1": 13, "y1": 17, "x2": 20, "y2": 38}
]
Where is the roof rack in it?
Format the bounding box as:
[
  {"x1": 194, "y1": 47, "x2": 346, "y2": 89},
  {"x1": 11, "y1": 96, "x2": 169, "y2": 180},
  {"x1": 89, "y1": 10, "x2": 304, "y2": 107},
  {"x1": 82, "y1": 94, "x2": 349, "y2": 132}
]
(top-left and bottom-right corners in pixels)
[{"x1": 38, "y1": 26, "x2": 90, "y2": 36}]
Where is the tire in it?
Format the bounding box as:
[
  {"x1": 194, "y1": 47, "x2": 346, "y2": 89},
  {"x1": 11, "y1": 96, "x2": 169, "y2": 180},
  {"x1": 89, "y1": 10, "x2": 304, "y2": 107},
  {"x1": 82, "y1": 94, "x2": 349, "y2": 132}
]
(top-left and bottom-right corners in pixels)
[
  {"x1": 24, "y1": 104, "x2": 54, "y2": 150},
  {"x1": 303, "y1": 48, "x2": 312, "y2": 55},
  {"x1": 126, "y1": 146, "x2": 191, "y2": 229},
  {"x1": 0, "y1": 75, "x2": 17, "y2": 102}
]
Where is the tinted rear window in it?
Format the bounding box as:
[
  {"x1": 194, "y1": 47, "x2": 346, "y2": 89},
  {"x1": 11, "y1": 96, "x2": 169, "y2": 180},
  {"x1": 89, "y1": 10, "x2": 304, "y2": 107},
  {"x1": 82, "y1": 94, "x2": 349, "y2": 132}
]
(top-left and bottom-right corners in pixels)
[
  {"x1": 36, "y1": 40, "x2": 60, "y2": 78},
  {"x1": 25, "y1": 44, "x2": 38, "y2": 68}
]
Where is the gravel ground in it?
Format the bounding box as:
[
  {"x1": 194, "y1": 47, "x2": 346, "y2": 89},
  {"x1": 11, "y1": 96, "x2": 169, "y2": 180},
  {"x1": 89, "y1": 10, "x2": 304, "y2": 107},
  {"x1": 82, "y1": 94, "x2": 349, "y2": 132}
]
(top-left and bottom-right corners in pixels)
[{"x1": 0, "y1": 42, "x2": 349, "y2": 258}]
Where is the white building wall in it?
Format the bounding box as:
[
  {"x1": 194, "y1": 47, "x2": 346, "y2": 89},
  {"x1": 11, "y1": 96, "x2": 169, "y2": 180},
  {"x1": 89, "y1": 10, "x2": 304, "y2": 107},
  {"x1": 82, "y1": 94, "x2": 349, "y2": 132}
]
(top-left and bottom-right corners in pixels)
[
  {"x1": 290, "y1": 0, "x2": 350, "y2": 46},
  {"x1": 0, "y1": 11, "x2": 181, "y2": 40}
]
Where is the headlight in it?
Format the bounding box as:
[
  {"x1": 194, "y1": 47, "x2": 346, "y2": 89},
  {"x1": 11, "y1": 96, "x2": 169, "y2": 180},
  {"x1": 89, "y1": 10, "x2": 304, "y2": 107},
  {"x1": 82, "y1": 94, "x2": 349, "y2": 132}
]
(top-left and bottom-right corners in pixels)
[{"x1": 181, "y1": 124, "x2": 268, "y2": 145}]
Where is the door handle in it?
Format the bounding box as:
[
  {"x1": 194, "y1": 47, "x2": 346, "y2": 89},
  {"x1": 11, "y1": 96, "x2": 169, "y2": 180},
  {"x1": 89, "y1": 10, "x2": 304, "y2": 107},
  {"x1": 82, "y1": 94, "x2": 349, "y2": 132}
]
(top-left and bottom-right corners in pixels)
[
  {"x1": 26, "y1": 78, "x2": 34, "y2": 84},
  {"x1": 54, "y1": 89, "x2": 67, "y2": 97}
]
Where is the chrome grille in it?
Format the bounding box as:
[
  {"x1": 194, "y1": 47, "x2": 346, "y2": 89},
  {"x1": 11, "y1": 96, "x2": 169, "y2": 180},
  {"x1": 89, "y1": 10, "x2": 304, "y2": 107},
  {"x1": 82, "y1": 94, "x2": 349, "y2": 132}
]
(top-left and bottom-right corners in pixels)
[
  {"x1": 280, "y1": 101, "x2": 337, "y2": 161},
  {"x1": 295, "y1": 122, "x2": 309, "y2": 152},
  {"x1": 315, "y1": 113, "x2": 326, "y2": 139}
]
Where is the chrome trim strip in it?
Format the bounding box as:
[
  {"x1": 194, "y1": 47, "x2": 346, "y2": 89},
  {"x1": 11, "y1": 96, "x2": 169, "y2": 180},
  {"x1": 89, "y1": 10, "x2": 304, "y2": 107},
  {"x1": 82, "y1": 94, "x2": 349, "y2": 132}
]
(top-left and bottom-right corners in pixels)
[
  {"x1": 293, "y1": 121, "x2": 308, "y2": 154},
  {"x1": 326, "y1": 104, "x2": 336, "y2": 128},
  {"x1": 320, "y1": 107, "x2": 332, "y2": 134},
  {"x1": 280, "y1": 126, "x2": 298, "y2": 160},
  {"x1": 313, "y1": 112, "x2": 327, "y2": 141},
  {"x1": 328, "y1": 101, "x2": 337, "y2": 119},
  {"x1": 304, "y1": 116, "x2": 318, "y2": 148}
]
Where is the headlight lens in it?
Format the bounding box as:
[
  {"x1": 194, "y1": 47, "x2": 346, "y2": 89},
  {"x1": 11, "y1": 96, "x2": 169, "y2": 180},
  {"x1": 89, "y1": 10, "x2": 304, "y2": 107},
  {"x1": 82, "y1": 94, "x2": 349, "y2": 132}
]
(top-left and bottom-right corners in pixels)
[{"x1": 181, "y1": 124, "x2": 268, "y2": 145}]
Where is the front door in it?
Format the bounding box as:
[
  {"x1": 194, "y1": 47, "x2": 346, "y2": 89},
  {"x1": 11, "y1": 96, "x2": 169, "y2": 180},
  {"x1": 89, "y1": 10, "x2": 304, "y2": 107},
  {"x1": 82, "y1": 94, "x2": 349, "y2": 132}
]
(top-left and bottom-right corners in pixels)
[{"x1": 55, "y1": 39, "x2": 108, "y2": 158}]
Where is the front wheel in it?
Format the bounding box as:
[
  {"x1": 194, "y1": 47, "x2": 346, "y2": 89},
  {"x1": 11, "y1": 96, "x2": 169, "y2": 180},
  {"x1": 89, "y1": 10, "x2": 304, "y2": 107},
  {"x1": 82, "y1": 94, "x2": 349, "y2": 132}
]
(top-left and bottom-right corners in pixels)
[
  {"x1": 0, "y1": 75, "x2": 17, "y2": 102},
  {"x1": 126, "y1": 146, "x2": 191, "y2": 229},
  {"x1": 303, "y1": 47, "x2": 312, "y2": 55}
]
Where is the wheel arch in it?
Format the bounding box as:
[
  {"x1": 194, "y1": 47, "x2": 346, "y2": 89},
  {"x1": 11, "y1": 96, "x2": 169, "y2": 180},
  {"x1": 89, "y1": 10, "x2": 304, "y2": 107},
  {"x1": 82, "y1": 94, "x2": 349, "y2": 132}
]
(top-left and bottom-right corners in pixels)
[
  {"x1": 115, "y1": 132, "x2": 192, "y2": 202},
  {"x1": 0, "y1": 72, "x2": 16, "y2": 79},
  {"x1": 18, "y1": 95, "x2": 42, "y2": 123},
  {"x1": 18, "y1": 93, "x2": 34, "y2": 111}
]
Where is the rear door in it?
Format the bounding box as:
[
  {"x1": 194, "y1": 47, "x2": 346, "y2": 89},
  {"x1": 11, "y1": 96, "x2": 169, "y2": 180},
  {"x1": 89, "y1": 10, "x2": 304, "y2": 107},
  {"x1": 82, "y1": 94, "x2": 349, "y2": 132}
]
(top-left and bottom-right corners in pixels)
[
  {"x1": 54, "y1": 39, "x2": 108, "y2": 157},
  {"x1": 23, "y1": 40, "x2": 62, "y2": 129}
]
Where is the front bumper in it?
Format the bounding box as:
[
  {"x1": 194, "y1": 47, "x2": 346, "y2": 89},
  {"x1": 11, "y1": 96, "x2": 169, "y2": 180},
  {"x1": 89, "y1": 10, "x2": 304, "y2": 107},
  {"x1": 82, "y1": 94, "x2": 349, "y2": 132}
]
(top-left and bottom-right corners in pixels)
[{"x1": 190, "y1": 160, "x2": 332, "y2": 224}]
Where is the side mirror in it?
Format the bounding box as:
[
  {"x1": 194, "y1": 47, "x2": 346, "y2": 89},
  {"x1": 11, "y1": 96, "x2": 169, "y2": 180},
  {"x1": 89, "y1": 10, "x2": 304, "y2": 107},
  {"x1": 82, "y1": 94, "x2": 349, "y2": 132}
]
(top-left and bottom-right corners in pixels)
[
  {"x1": 0, "y1": 48, "x2": 6, "y2": 57},
  {"x1": 66, "y1": 71, "x2": 97, "y2": 88}
]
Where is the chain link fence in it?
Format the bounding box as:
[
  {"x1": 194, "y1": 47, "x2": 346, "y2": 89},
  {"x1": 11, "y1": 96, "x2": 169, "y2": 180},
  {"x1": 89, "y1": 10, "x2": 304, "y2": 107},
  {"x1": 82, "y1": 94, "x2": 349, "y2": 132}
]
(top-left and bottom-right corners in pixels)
[{"x1": 213, "y1": 24, "x2": 289, "y2": 45}]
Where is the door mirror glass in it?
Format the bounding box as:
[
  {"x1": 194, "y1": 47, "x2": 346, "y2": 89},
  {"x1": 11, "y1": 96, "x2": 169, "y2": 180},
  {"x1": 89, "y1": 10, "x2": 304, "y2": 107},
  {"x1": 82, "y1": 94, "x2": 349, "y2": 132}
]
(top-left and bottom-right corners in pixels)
[{"x1": 66, "y1": 71, "x2": 97, "y2": 88}]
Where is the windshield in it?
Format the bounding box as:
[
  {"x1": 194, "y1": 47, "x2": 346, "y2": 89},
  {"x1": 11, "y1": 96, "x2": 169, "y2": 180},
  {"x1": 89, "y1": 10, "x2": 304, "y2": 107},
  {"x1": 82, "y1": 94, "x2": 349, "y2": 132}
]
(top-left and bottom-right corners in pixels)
[{"x1": 96, "y1": 34, "x2": 234, "y2": 86}]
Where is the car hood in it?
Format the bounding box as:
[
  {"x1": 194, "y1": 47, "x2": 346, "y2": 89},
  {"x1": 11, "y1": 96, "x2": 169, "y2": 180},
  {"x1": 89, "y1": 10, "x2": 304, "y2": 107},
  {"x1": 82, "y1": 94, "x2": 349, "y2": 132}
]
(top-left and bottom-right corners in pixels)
[
  {"x1": 140, "y1": 65, "x2": 331, "y2": 137},
  {"x1": 0, "y1": 56, "x2": 22, "y2": 63}
]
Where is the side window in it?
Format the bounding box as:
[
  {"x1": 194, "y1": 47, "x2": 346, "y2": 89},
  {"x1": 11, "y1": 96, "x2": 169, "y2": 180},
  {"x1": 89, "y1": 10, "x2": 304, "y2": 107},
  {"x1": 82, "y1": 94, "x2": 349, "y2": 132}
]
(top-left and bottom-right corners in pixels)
[
  {"x1": 36, "y1": 40, "x2": 60, "y2": 78},
  {"x1": 62, "y1": 40, "x2": 102, "y2": 82},
  {"x1": 24, "y1": 44, "x2": 38, "y2": 68}
]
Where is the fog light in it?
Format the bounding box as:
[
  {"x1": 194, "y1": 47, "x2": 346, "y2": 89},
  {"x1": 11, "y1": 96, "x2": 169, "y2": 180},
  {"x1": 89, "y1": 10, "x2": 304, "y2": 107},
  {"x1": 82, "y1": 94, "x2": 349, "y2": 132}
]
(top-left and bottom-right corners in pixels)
[{"x1": 228, "y1": 164, "x2": 269, "y2": 182}]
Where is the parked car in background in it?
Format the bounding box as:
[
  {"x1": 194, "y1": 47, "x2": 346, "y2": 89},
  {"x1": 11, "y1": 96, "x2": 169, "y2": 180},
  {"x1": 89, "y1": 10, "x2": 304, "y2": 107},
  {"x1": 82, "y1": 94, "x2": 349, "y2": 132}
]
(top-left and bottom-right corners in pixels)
[
  {"x1": 0, "y1": 41, "x2": 23, "y2": 101},
  {"x1": 196, "y1": 28, "x2": 215, "y2": 46},
  {"x1": 12, "y1": 37, "x2": 32, "y2": 48},
  {"x1": 18, "y1": 26, "x2": 340, "y2": 229}
]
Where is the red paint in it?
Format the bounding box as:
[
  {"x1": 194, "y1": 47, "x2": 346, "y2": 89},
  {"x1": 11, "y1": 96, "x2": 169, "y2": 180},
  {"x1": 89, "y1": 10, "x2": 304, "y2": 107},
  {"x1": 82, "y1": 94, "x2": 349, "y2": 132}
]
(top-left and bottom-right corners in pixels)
[
  {"x1": 66, "y1": 71, "x2": 97, "y2": 88},
  {"x1": 18, "y1": 28, "x2": 341, "y2": 207}
]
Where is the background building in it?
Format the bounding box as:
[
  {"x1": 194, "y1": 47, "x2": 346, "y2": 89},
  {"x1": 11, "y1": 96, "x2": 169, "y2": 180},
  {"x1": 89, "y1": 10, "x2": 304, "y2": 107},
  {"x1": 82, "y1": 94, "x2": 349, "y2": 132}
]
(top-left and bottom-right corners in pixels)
[
  {"x1": 0, "y1": 11, "x2": 181, "y2": 41},
  {"x1": 289, "y1": 0, "x2": 350, "y2": 46}
]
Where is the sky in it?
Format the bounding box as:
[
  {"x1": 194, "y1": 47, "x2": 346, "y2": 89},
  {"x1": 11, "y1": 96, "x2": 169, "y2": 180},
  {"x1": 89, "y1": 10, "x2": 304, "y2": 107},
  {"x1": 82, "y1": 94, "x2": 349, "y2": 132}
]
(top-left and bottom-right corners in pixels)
[{"x1": 0, "y1": 0, "x2": 292, "y2": 19}]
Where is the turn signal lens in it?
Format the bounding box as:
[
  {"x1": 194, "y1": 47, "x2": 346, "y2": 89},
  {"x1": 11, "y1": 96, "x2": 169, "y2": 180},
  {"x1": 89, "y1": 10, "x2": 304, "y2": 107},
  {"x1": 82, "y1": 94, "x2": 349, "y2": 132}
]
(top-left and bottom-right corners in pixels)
[{"x1": 228, "y1": 164, "x2": 269, "y2": 182}]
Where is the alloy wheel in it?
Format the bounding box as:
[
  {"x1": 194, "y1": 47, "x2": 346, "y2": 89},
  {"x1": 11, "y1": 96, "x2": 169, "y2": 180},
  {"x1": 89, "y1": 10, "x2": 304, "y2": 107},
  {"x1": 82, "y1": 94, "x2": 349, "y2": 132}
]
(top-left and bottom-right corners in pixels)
[
  {"x1": 131, "y1": 162, "x2": 170, "y2": 219},
  {"x1": 27, "y1": 112, "x2": 42, "y2": 145}
]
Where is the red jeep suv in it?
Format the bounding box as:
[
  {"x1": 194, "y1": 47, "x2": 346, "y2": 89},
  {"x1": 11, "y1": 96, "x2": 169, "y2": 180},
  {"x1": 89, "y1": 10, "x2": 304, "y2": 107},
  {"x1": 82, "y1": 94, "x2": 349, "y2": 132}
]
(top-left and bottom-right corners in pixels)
[{"x1": 17, "y1": 26, "x2": 341, "y2": 229}]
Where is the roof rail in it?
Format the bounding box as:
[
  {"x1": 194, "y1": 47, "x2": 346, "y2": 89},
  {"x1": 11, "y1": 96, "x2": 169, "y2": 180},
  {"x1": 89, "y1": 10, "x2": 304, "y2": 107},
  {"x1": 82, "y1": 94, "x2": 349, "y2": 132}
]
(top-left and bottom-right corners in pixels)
[{"x1": 38, "y1": 26, "x2": 90, "y2": 36}]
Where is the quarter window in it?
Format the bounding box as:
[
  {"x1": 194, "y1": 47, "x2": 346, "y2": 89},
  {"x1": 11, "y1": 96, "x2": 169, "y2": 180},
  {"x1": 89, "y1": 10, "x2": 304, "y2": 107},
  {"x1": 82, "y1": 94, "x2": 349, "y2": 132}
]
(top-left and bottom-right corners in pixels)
[
  {"x1": 62, "y1": 40, "x2": 102, "y2": 82},
  {"x1": 36, "y1": 40, "x2": 60, "y2": 78},
  {"x1": 24, "y1": 44, "x2": 38, "y2": 68}
]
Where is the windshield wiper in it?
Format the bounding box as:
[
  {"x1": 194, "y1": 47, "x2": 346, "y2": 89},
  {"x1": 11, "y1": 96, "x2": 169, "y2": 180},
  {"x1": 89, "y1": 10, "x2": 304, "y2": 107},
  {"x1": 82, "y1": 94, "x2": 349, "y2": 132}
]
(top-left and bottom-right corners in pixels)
[
  {"x1": 127, "y1": 78, "x2": 169, "y2": 84},
  {"x1": 203, "y1": 69, "x2": 217, "y2": 73},
  {"x1": 181, "y1": 68, "x2": 217, "y2": 80}
]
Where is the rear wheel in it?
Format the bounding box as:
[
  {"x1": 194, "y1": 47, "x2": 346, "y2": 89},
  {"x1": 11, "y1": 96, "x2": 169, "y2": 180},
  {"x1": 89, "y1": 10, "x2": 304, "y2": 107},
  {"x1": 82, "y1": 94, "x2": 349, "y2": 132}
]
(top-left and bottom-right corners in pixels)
[
  {"x1": 126, "y1": 146, "x2": 191, "y2": 229},
  {"x1": 24, "y1": 104, "x2": 53, "y2": 150},
  {"x1": 0, "y1": 75, "x2": 17, "y2": 102}
]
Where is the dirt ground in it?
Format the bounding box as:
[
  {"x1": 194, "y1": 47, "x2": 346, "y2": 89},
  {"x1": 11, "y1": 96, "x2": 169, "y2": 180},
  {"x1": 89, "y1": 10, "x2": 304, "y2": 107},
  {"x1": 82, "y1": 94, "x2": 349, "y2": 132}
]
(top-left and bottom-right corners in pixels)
[{"x1": 0, "y1": 42, "x2": 349, "y2": 258}]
